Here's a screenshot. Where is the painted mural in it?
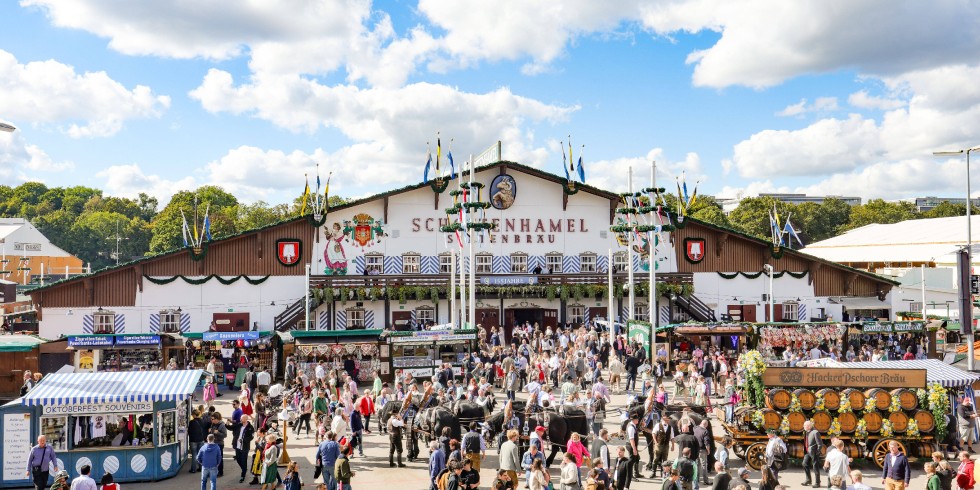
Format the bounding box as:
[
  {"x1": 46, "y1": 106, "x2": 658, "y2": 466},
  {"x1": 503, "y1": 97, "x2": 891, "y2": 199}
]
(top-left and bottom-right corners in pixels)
[{"x1": 323, "y1": 222, "x2": 348, "y2": 275}]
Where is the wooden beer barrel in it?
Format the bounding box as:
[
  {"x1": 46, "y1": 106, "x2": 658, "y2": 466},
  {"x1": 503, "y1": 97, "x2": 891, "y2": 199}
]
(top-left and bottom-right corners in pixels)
[
  {"x1": 866, "y1": 388, "x2": 892, "y2": 411},
  {"x1": 817, "y1": 388, "x2": 841, "y2": 410},
  {"x1": 842, "y1": 389, "x2": 866, "y2": 410},
  {"x1": 908, "y1": 441, "x2": 939, "y2": 458},
  {"x1": 761, "y1": 408, "x2": 781, "y2": 431},
  {"x1": 863, "y1": 411, "x2": 883, "y2": 433},
  {"x1": 785, "y1": 411, "x2": 807, "y2": 433},
  {"x1": 794, "y1": 389, "x2": 817, "y2": 411},
  {"x1": 840, "y1": 442, "x2": 862, "y2": 461},
  {"x1": 811, "y1": 410, "x2": 832, "y2": 433},
  {"x1": 889, "y1": 411, "x2": 909, "y2": 433},
  {"x1": 912, "y1": 409, "x2": 936, "y2": 433},
  {"x1": 838, "y1": 411, "x2": 858, "y2": 433},
  {"x1": 766, "y1": 388, "x2": 792, "y2": 410},
  {"x1": 891, "y1": 388, "x2": 918, "y2": 410},
  {"x1": 786, "y1": 442, "x2": 828, "y2": 459},
  {"x1": 734, "y1": 406, "x2": 756, "y2": 426}
]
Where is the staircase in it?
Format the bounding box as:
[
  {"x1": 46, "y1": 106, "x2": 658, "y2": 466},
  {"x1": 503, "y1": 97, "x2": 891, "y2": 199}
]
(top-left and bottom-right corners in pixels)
[
  {"x1": 274, "y1": 295, "x2": 321, "y2": 331},
  {"x1": 672, "y1": 294, "x2": 717, "y2": 322}
]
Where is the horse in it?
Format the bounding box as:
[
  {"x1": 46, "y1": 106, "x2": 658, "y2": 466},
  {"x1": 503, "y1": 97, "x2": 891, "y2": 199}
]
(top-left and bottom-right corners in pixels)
[
  {"x1": 484, "y1": 403, "x2": 580, "y2": 467},
  {"x1": 379, "y1": 399, "x2": 418, "y2": 431},
  {"x1": 453, "y1": 398, "x2": 493, "y2": 426},
  {"x1": 620, "y1": 401, "x2": 712, "y2": 472},
  {"x1": 414, "y1": 406, "x2": 460, "y2": 445}
]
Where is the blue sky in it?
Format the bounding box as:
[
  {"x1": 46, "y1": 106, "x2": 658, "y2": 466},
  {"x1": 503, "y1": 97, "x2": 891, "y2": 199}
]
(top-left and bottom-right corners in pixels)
[{"x1": 1, "y1": 1, "x2": 979, "y2": 206}]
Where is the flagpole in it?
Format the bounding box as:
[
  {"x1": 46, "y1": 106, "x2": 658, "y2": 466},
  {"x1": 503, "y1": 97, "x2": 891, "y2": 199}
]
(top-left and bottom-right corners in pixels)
[
  {"x1": 628, "y1": 167, "x2": 635, "y2": 329},
  {"x1": 608, "y1": 248, "x2": 614, "y2": 334},
  {"x1": 305, "y1": 263, "x2": 311, "y2": 330},
  {"x1": 468, "y1": 154, "x2": 476, "y2": 332},
  {"x1": 648, "y1": 161, "x2": 656, "y2": 364},
  {"x1": 450, "y1": 248, "x2": 456, "y2": 328}
]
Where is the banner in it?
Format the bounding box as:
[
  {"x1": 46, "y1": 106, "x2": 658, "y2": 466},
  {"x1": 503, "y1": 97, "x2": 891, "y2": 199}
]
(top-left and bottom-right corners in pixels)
[
  {"x1": 627, "y1": 322, "x2": 651, "y2": 359},
  {"x1": 115, "y1": 335, "x2": 161, "y2": 346},
  {"x1": 479, "y1": 275, "x2": 538, "y2": 285},
  {"x1": 203, "y1": 331, "x2": 260, "y2": 341},
  {"x1": 862, "y1": 321, "x2": 925, "y2": 333},
  {"x1": 42, "y1": 401, "x2": 154, "y2": 415},
  {"x1": 67, "y1": 336, "x2": 114, "y2": 347},
  {"x1": 762, "y1": 367, "x2": 927, "y2": 388}
]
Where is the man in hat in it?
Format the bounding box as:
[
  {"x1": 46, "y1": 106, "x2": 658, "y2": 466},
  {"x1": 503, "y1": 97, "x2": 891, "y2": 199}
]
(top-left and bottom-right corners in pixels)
[
  {"x1": 530, "y1": 426, "x2": 547, "y2": 453},
  {"x1": 765, "y1": 429, "x2": 787, "y2": 479},
  {"x1": 626, "y1": 413, "x2": 642, "y2": 480}
]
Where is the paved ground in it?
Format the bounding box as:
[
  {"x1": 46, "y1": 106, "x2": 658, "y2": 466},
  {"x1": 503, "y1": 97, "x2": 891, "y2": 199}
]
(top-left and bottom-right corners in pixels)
[{"x1": 159, "y1": 380, "x2": 937, "y2": 490}]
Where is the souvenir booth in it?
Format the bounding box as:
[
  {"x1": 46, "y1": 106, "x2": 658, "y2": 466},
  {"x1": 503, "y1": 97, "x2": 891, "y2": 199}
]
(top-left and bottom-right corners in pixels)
[
  {"x1": 846, "y1": 321, "x2": 934, "y2": 359},
  {"x1": 0, "y1": 370, "x2": 203, "y2": 488},
  {"x1": 291, "y1": 330, "x2": 385, "y2": 383},
  {"x1": 756, "y1": 322, "x2": 848, "y2": 361},
  {"x1": 385, "y1": 329, "x2": 478, "y2": 381},
  {"x1": 665, "y1": 322, "x2": 753, "y2": 368},
  {"x1": 65, "y1": 335, "x2": 171, "y2": 372},
  {"x1": 183, "y1": 331, "x2": 281, "y2": 386}
]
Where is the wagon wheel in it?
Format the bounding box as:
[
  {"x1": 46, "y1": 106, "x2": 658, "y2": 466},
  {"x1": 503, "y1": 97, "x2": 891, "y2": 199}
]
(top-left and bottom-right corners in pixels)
[
  {"x1": 733, "y1": 445, "x2": 746, "y2": 459},
  {"x1": 745, "y1": 442, "x2": 767, "y2": 471},
  {"x1": 872, "y1": 439, "x2": 906, "y2": 469}
]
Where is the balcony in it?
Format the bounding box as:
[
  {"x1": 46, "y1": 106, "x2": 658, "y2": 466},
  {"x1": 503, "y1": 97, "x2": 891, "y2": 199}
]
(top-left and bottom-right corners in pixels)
[{"x1": 308, "y1": 272, "x2": 692, "y2": 289}]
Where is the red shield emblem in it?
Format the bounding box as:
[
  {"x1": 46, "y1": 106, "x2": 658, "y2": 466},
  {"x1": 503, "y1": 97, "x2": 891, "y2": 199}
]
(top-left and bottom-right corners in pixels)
[
  {"x1": 276, "y1": 239, "x2": 302, "y2": 266},
  {"x1": 354, "y1": 224, "x2": 372, "y2": 247},
  {"x1": 684, "y1": 237, "x2": 706, "y2": 263}
]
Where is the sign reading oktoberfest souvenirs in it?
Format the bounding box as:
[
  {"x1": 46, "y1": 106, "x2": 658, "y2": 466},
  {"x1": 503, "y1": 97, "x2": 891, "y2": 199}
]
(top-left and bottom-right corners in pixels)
[
  {"x1": 762, "y1": 367, "x2": 927, "y2": 389},
  {"x1": 42, "y1": 401, "x2": 154, "y2": 415}
]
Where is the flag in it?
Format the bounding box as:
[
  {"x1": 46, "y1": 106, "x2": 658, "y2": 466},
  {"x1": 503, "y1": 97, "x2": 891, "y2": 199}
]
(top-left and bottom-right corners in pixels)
[
  {"x1": 768, "y1": 210, "x2": 778, "y2": 243},
  {"x1": 562, "y1": 141, "x2": 570, "y2": 181},
  {"x1": 689, "y1": 181, "x2": 699, "y2": 209},
  {"x1": 448, "y1": 150, "x2": 456, "y2": 180},
  {"x1": 180, "y1": 210, "x2": 190, "y2": 247},
  {"x1": 675, "y1": 178, "x2": 683, "y2": 213},
  {"x1": 423, "y1": 144, "x2": 432, "y2": 184},
  {"x1": 324, "y1": 172, "x2": 332, "y2": 213},
  {"x1": 576, "y1": 152, "x2": 585, "y2": 183},
  {"x1": 682, "y1": 172, "x2": 689, "y2": 206},
  {"x1": 784, "y1": 220, "x2": 803, "y2": 248},
  {"x1": 315, "y1": 171, "x2": 321, "y2": 209},
  {"x1": 568, "y1": 137, "x2": 574, "y2": 172},
  {"x1": 202, "y1": 205, "x2": 212, "y2": 241},
  {"x1": 300, "y1": 175, "x2": 310, "y2": 215},
  {"x1": 436, "y1": 136, "x2": 442, "y2": 174}
]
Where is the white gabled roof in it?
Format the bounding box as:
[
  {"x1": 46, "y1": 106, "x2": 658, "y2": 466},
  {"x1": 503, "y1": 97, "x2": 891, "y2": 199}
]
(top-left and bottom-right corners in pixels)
[{"x1": 805, "y1": 215, "x2": 980, "y2": 264}]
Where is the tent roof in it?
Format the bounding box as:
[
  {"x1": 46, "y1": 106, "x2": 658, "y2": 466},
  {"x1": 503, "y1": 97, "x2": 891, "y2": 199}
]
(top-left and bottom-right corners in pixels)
[
  {"x1": 805, "y1": 215, "x2": 980, "y2": 264},
  {"x1": 21, "y1": 369, "x2": 204, "y2": 406},
  {"x1": 841, "y1": 359, "x2": 979, "y2": 388}
]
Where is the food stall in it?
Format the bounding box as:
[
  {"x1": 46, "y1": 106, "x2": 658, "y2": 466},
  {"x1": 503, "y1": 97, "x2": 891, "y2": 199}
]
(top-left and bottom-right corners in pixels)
[
  {"x1": 291, "y1": 330, "x2": 385, "y2": 383},
  {"x1": 385, "y1": 329, "x2": 478, "y2": 380},
  {"x1": 664, "y1": 322, "x2": 752, "y2": 368},
  {"x1": 0, "y1": 369, "x2": 203, "y2": 487},
  {"x1": 756, "y1": 322, "x2": 848, "y2": 361},
  {"x1": 846, "y1": 321, "x2": 934, "y2": 358},
  {"x1": 183, "y1": 331, "x2": 282, "y2": 385},
  {"x1": 66, "y1": 334, "x2": 172, "y2": 372}
]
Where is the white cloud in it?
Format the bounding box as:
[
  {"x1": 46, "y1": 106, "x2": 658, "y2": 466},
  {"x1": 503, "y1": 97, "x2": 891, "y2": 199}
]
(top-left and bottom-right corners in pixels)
[
  {"x1": 776, "y1": 97, "x2": 838, "y2": 117},
  {"x1": 798, "y1": 158, "x2": 967, "y2": 200},
  {"x1": 582, "y1": 147, "x2": 703, "y2": 193},
  {"x1": 0, "y1": 49, "x2": 169, "y2": 137},
  {"x1": 848, "y1": 90, "x2": 905, "y2": 111},
  {"x1": 716, "y1": 180, "x2": 790, "y2": 200},
  {"x1": 97, "y1": 164, "x2": 196, "y2": 204},
  {"x1": 0, "y1": 131, "x2": 73, "y2": 182}
]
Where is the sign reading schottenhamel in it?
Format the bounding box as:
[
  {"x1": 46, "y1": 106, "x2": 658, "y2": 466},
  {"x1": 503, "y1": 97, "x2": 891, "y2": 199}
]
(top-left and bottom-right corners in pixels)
[{"x1": 762, "y1": 367, "x2": 927, "y2": 389}]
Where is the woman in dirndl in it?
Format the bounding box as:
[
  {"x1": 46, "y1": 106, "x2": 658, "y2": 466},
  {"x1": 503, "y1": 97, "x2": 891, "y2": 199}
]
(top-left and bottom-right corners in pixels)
[
  {"x1": 249, "y1": 427, "x2": 267, "y2": 485},
  {"x1": 261, "y1": 434, "x2": 281, "y2": 490}
]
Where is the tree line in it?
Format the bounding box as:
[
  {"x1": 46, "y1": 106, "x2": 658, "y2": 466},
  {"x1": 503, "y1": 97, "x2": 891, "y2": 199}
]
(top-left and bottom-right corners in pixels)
[{"x1": 0, "y1": 181, "x2": 970, "y2": 272}]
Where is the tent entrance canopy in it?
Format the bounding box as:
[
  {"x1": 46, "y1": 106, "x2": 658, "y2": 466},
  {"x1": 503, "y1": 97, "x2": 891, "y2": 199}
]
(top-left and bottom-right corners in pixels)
[
  {"x1": 20, "y1": 369, "x2": 204, "y2": 407},
  {"x1": 838, "y1": 297, "x2": 892, "y2": 310}
]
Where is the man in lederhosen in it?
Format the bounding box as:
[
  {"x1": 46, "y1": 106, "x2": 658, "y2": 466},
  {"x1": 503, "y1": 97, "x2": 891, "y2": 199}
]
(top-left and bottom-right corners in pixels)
[
  {"x1": 388, "y1": 413, "x2": 406, "y2": 467},
  {"x1": 404, "y1": 404, "x2": 420, "y2": 461},
  {"x1": 651, "y1": 416, "x2": 675, "y2": 478}
]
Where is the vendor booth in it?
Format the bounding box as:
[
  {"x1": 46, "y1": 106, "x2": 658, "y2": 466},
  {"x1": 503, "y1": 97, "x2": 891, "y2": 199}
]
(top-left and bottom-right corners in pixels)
[
  {"x1": 846, "y1": 321, "x2": 934, "y2": 358},
  {"x1": 756, "y1": 322, "x2": 847, "y2": 360},
  {"x1": 663, "y1": 322, "x2": 752, "y2": 368},
  {"x1": 183, "y1": 331, "x2": 281, "y2": 385},
  {"x1": 0, "y1": 369, "x2": 203, "y2": 487},
  {"x1": 0, "y1": 335, "x2": 43, "y2": 399},
  {"x1": 292, "y1": 330, "x2": 384, "y2": 383},
  {"x1": 385, "y1": 329, "x2": 478, "y2": 380},
  {"x1": 66, "y1": 335, "x2": 173, "y2": 372}
]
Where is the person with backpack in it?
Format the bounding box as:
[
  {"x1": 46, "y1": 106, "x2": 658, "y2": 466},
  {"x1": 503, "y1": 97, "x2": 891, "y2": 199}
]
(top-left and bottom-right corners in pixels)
[
  {"x1": 764, "y1": 430, "x2": 787, "y2": 480},
  {"x1": 430, "y1": 441, "x2": 447, "y2": 490},
  {"x1": 462, "y1": 422, "x2": 485, "y2": 472},
  {"x1": 672, "y1": 447, "x2": 697, "y2": 490}
]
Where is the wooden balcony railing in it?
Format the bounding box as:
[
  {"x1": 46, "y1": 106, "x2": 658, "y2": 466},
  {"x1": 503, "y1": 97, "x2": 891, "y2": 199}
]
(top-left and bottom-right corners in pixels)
[{"x1": 308, "y1": 272, "x2": 692, "y2": 289}]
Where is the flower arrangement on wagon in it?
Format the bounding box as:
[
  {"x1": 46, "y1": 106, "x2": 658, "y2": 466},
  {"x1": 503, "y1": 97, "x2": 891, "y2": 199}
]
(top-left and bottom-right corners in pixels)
[
  {"x1": 864, "y1": 397, "x2": 877, "y2": 413},
  {"x1": 927, "y1": 382, "x2": 951, "y2": 442},
  {"x1": 751, "y1": 410, "x2": 765, "y2": 430},
  {"x1": 814, "y1": 394, "x2": 826, "y2": 411},
  {"x1": 906, "y1": 419, "x2": 921, "y2": 440},
  {"x1": 888, "y1": 396, "x2": 902, "y2": 413},
  {"x1": 855, "y1": 419, "x2": 868, "y2": 440},
  {"x1": 739, "y1": 350, "x2": 768, "y2": 408},
  {"x1": 917, "y1": 388, "x2": 929, "y2": 409},
  {"x1": 880, "y1": 419, "x2": 894, "y2": 438},
  {"x1": 789, "y1": 393, "x2": 802, "y2": 413},
  {"x1": 779, "y1": 417, "x2": 791, "y2": 436},
  {"x1": 827, "y1": 418, "x2": 842, "y2": 437},
  {"x1": 838, "y1": 398, "x2": 851, "y2": 413}
]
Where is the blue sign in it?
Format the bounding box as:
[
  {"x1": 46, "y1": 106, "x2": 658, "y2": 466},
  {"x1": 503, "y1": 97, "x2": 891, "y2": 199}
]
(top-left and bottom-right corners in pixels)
[
  {"x1": 479, "y1": 275, "x2": 538, "y2": 286},
  {"x1": 115, "y1": 335, "x2": 161, "y2": 346},
  {"x1": 203, "y1": 331, "x2": 260, "y2": 341},
  {"x1": 67, "y1": 336, "x2": 114, "y2": 347}
]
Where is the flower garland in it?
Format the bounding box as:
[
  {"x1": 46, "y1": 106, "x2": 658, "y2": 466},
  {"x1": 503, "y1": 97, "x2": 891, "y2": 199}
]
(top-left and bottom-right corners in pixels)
[
  {"x1": 838, "y1": 398, "x2": 851, "y2": 413},
  {"x1": 740, "y1": 350, "x2": 768, "y2": 408},
  {"x1": 917, "y1": 388, "x2": 929, "y2": 410},
  {"x1": 827, "y1": 418, "x2": 842, "y2": 437},
  {"x1": 814, "y1": 395, "x2": 826, "y2": 411},
  {"x1": 880, "y1": 419, "x2": 894, "y2": 438},
  {"x1": 789, "y1": 393, "x2": 803, "y2": 413},
  {"x1": 751, "y1": 410, "x2": 765, "y2": 430},
  {"x1": 927, "y1": 382, "x2": 950, "y2": 442},
  {"x1": 888, "y1": 396, "x2": 903, "y2": 413},
  {"x1": 906, "y1": 419, "x2": 920, "y2": 440},
  {"x1": 864, "y1": 397, "x2": 877, "y2": 413},
  {"x1": 779, "y1": 417, "x2": 791, "y2": 436},
  {"x1": 855, "y1": 419, "x2": 868, "y2": 440}
]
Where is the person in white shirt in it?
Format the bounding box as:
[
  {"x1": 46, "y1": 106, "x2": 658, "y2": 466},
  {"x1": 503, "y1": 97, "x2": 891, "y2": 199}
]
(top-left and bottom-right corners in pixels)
[
  {"x1": 809, "y1": 346, "x2": 823, "y2": 360},
  {"x1": 315, "y1": 362, "x2": 326, "y2": 383},
  {"x1": 764, "y1": 431, "x2": 787, "y2": 479},
  {"x1": 70, "y1": 465, "x2": 97, "y2": 490},
  {"x1": 256, "y1": 368, "x2": 271, "y2": 394},
  {"x1": 845, "y1": 469, "x2": 872, "y2": 490},
  {"x1": 331, "y1": 408, "x2": 349, "y2": 439},
  {"x1": 823, "y1": 439, "x2": 851, "y2": 484}
]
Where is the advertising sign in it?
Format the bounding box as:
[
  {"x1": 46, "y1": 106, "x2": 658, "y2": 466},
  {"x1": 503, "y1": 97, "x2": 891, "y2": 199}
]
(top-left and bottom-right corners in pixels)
[
  {"x1": 203, "y1": 331, "x2": 260, "y2": 341},
  {"x1": 68, "y1": 336, "x2": 114, "y2": 347},
  {"x1": 479, "y1": 275, "x2": 538, "y2": 286},
  {"x1": 3, "y1": 413, "x2": 31, "y2": 481},
  {"x1": 115, "y1": 335, "x2": 161, "y2": 346},
  {"x1": 42, "y1": 401, "x2": 154, "y2": 415},
  {"x1": 761, "y1": 367, "x2": 927, "y2": 388}
]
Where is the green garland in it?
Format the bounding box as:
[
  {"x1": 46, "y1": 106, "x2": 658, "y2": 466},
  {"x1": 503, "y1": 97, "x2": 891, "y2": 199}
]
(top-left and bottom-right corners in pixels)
[
  {"x1": 306, "y1": 213, "x2": 327, "y2": 228},
  {"x1": 717, "y1": 270, "x2": 808, "y2": 280},
  {"x1": 563, "y1": 181, "x2": 580, "y2": 195},
  {"x1": 143, "y1": 274, "x2": 269, "y2": 285},
  {"x1": 189, "y1": 242, "x2": 209, "y2": 261},
  {"x1": 429, "y1": 178, "x2": 450, "y2": 193}
]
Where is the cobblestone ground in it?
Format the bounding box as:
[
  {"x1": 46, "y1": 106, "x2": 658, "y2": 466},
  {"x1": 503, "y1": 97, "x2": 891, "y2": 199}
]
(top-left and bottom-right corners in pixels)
[{"x1": 150, "y1": 379, "x2": 936, "y2": 490}]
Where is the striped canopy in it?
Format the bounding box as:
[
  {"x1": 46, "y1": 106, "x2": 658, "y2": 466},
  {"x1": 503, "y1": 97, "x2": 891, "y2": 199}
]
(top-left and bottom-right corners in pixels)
[
  {"x1": 21, "y1": 369, "x2": 204, "y2": 406},
  {"x1": 844, "y1": 359, "x2": 979, "y2": 388}
]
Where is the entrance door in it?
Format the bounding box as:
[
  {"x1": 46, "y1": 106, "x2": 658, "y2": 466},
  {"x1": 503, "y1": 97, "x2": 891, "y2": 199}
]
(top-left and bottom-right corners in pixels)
[
  {"x1": 509, "y1": 309, "x2": 544, "y2": 329},
  {"x1": 590, "y1": 307, "x2": 608, "y2": 324},
  {"x1": 764, "y1": 304, "x2": 783, "y2": 322},
  {"x1": 543, "y1": 309, "x2": 558, "y2": 329},
  {"x1": 476, "y1": 308, "x2": 502, "y2": 340},
  {"x1": 212, "y1": 312, "x2": 250, "y2": 331},
  {"x1": 392, "y1": 311, "x2": 412, "y2": 331}
]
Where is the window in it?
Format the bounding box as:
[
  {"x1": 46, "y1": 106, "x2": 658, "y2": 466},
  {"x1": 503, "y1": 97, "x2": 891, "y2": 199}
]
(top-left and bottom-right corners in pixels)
[
  {"x1": 546, "y1": 254, "x2": 563, "y2": 273},
  {"x1": 613, "y1": 252, "x2": 628, "y2": 273},
  {"x1": 416, "y1": 307, "x2": 434, "y2": 327},
  {"x1": 511, "y1": 254, "x2": 528, "y2": 273},
  {"x1": 364, "y1": 254, "x2": 383, "y2": 275},
  {"x1": 580, "y1": 254, "x2": 597, "y2": 273},
  {"x1": 782, "y1": 303, "x2": 799, "y2": 321},
  {"x1": 440, "y1": 254, "x2": 453, "y2": 274},
  {"x1": 476, "y1": 254, "x2": 492, "y2": 273},
  {"x1": 347, "y1": 309, "x2": 366, "y2": 329},
  {"x1": 160, "y1": 310, "x2": 179, "y2": 333},
  {"x1": 909, "y1": 302, "x2": 923, "y2": 313},
  {"x1": 402, "y1": 254, "x2": 421, "y2": 274},
  {"x1": 93, "y1": 310, "x2": 115, "y2": 334},
  {"x1": 568, "y1": 305, "x2": 585, "y2": 324},
  {"x1": 633, "y1": 304, "x2": 649, "y2": 322}
]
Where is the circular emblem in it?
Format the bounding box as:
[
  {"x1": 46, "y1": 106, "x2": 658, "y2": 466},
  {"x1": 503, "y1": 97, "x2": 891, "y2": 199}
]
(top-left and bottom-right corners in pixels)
[
  {"x1": 50, "y1": 459, "x2": 64, "y2": 475},
  {"x1": 779, "y1": 370, "x2": 803, "y2": 385},
  {"x1": 103, "y1": 456, "x2": 120, "y2": 474},
  {"x1": 490, "y1": 175, "x2": 517, "y2": 210},
  {"x1": 75, "y1": 457, "x2": 92, "y2": 476},
  {"x1": 160, "y1": 450, "x2": 172, "y2": 471},
  {"x1": 130, "y1": 454, "x2": 147, "y2": 473}
]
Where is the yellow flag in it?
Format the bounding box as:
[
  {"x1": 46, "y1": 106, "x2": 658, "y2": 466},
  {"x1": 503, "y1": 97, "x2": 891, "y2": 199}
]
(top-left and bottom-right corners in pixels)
[{"x1": 300, "y1": 175, "x2": 310, "y2": 215}]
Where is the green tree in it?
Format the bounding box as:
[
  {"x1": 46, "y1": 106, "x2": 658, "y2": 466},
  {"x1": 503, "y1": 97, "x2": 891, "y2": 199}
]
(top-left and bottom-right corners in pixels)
[
  {"x1": 61, "y1": 186, "x2": 102, "y2": 216},
  {"x1": 236, "y1": 201, "x2": 291, "y2": 231},
  {"x1": 922, "y1": 201, "x2": 968, "y2": 218},
  {"x1": 728, "y1": 196, "x2": 794, "y2": 240},
  {"x1": 844, "y1": 199, "x2": 919, "y2": 231},
  {"x1": 67, "y1": 211, "x2": 153, "y2": 270},
  {"x1": 149, "y1": 186, "x2": 239, "y2": 253}
]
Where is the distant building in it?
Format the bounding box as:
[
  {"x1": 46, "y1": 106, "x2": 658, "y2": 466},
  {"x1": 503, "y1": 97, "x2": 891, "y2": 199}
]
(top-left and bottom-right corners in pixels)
[
  {"x1": 759, "y1": 193, "x2": 862, "y2": 206},
  {"x1": 914, "y1": 196, "x2": 980, "y2": 212},
  {"x1": 0, "y1": 218, "x2": 86, "y2": 285}
]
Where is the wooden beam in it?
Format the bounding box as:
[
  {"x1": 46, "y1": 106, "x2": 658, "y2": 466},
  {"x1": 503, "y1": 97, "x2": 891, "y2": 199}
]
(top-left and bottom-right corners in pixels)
[
  {"x1": 715, "y1": 231, "x2": 729, "y2": 258},
  {"x1": 256, "y1": 232, "x2": 263, "y2": 259},
  {"x1": 134, "y1": 264, "x2": 143, "y2": 293},
  {"x1": 500, "y1": 164, "x2": 508, "y2": 175},
  {"x1": 563, "y1": 191, "x2": 569, "y2": 211},
  {"x1": 84, "y1": 277, "x2": 94, "y2": 306},
  {"x1": 807, "y1": 261, "x2": 822, "y2": 285},
  {"x1": 434, "y1": 190, "x2": 440, "y2": 211},
  {"x1": 844, "y1": 272, "x2": 858, "y2": 296},
  {"x1": 383, "y1": 196, "x2": 389, "y2": 223},
  {"x1": 609, "y1": 199, "x2": 619, "y2": 224}
]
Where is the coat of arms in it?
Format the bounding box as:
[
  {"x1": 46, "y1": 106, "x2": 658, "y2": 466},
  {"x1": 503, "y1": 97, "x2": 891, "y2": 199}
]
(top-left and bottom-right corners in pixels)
[
  {"x1": 684, "y1": 237, "x2": 706, "y2": 264},
  {"x1": 343, "y1": 213, "x2": 387, "y2": 248},
  {"x1": 276, "y1": 239, "x2": 302, "y2": 266}
]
